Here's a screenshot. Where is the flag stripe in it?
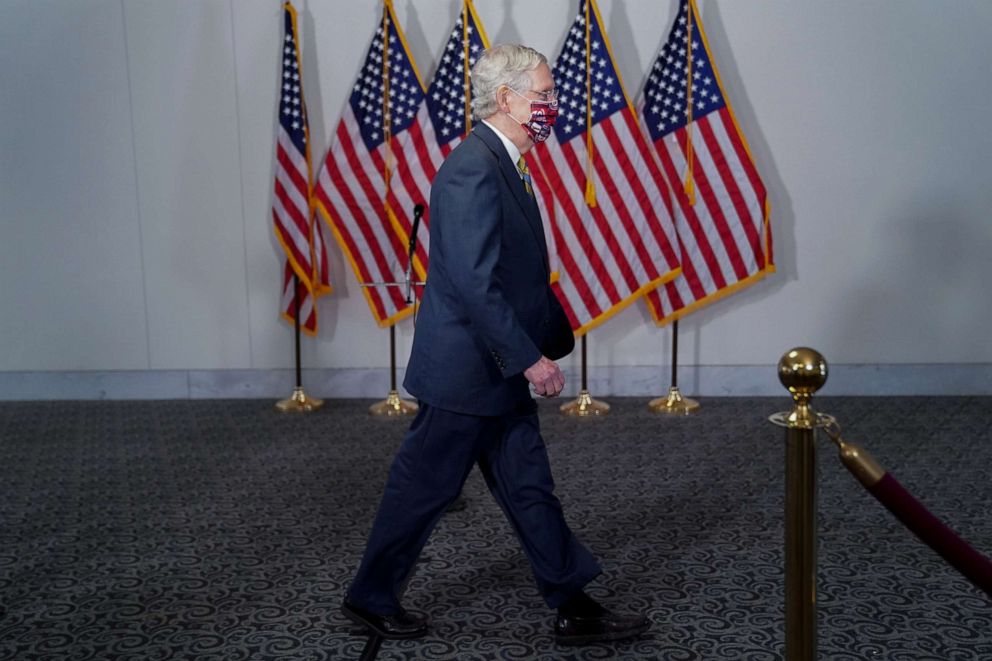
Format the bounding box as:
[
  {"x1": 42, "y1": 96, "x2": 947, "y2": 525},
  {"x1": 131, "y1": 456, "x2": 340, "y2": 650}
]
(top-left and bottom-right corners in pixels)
[
  {"x1": 274, "y1": 177, "x2": 309, "y2": 238},
  {"x1": 314, "y1": 181, "x2": 391, "y2": 321},
  {"x1": 589, "y1": 129, "x2": 662, "y2": 287},
  {"x1": 675, "y1": 126, "x2": 749, "y2": 282},
  {"x1": 561, "y1": 139, "x2": 639, "y2": 298},
  {"x1": 333, "y1": 117, "x2": 413, "y2": 314},
  {"x1": 321, "y1": 127, "x2": 407, "y2": 315},
  {"x1": 527, "y1": 152, "x2": 601, "y2": 320},
  {"x1": 598, "y1": 116, "x2": 675, "y2": 277},
  {"x1": 656, "y1": 136, "x2": 728, "y2": 293},
  {"x1": 545, "y1": 190, "x2": 603, "y2": 319},
  {"x1": 544, "y1": 141, "x2": 626, "y2": 305},
  {"x1": 407, "y1": 109, "x2": 440, "y2": 185},
  {"x1": 699, "y1": 115, "x2": 761, "y2": 268},
  {"x1": 276, "y1": 132, "x2": 310, "y2": 199},
  {"x1": 525, "y1": 154, "x2": 560, "y2": 275},
  {"x1": 272, "y1": 188, "x2": 313, "y2": 274},
  {"x1": 618, "y1": 109, "x2": 681, "y2": 266},
  {"x1": 282, "y1": 260, "x2": 317, "y2": 334},
  {"x1": 365, "y1": 147, "x2": 425, "y2": 275},
  {"x1": 712, "y1": 109, "x2": 766, "y2": 265},
  {"x1": 370, "y1": 136, "x2": 430, "y2": 271},
  {"x1": 694, "y1": 118, "x2": 754, "y2": 278}
]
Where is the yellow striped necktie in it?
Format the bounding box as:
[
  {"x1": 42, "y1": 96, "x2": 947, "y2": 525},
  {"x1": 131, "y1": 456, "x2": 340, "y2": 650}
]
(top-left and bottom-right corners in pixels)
[{"x1": 517, "y1": 156, "x2": 533, "y2": 196}]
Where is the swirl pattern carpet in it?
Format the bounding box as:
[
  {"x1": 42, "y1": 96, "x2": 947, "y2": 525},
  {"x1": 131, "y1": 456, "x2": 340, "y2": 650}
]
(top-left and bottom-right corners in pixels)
[{"x1": 0, "y1": 397, "x2": 989, "y2": 660}]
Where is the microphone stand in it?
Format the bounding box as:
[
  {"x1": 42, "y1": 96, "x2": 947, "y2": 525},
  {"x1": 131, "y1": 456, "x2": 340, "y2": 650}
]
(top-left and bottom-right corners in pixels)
[{"x1": 365, "y1": 204, "x2": 426, "y2": 416}]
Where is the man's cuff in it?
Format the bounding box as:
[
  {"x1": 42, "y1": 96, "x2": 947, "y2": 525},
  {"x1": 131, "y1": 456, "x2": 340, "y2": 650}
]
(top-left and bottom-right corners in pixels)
[{"x1": 489, "y1": 342, "x2": 542, "y2": 378}]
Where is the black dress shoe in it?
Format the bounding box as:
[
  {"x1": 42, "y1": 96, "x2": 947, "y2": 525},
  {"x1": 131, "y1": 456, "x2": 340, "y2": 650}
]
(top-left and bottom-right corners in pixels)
[
  {"x1": 554, "y1": 607, "x2": 650, "y2": 646},
  {"x1": 341, "y1": 599, "x2": 428, "y2": 639}
]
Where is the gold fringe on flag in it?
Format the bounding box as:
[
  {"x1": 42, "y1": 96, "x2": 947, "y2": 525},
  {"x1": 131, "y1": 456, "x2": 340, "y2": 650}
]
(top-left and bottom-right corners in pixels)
[{"x1": 584, "y1": 0, "x2": 596, "y2": 207}]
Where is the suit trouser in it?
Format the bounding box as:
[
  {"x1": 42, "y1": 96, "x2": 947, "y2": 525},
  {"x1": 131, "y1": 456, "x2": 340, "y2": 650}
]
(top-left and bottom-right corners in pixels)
[{"x1": 346, "y1": 400, "x2": 602, "y2": 614}]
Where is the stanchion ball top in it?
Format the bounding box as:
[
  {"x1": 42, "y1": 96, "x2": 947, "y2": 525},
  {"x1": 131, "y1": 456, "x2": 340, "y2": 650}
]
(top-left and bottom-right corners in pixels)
[{"x1": 777, "y1": 347, "x2": 827, "y2": 396}]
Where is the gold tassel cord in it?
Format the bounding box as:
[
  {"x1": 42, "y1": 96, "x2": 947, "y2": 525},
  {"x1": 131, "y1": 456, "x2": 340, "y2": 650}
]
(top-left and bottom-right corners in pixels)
[
  {"x1": 382, "y1": 1, "x2": 393, "y2": 209},
  {"x1": 583, "y1": 0, "x2": 596, "y2": 207},
  {"x1": 684, "y1": 0, "x2": 697, "y2": 205}
]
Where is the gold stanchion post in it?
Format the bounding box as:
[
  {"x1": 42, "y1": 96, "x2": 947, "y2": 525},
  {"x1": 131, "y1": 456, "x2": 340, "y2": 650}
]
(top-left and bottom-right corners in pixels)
[
  {"x1": 369, "y1": 325, "x2": 418, "y2": 416},
  {"x1": 768, "y1": 347, "x2": 829, "y2": 661},
  {"x1": 560, "y1": 335, "x2": 610, "y2": 416}
]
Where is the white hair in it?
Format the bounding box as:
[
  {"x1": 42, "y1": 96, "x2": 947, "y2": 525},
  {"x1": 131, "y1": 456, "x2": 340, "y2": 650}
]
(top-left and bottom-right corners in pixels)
[{"x1": 470, "y1": 44, "x2": 547, "y2": 120}]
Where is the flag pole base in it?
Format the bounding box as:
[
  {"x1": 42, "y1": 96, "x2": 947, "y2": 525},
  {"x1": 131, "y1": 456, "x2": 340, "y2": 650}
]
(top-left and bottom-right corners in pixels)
[
  {"x1": 649, "y1": 386, "x2": 700, "y2": 415},
  {"x1": 276, "y1": 387, "x2": 324, "y2": 413},
  {"x1": 560, "y1": 389, "x2": 611, "y2": 416},
  {"x1": 369, "y1": 390, "x2": 419, "y2": 416}
]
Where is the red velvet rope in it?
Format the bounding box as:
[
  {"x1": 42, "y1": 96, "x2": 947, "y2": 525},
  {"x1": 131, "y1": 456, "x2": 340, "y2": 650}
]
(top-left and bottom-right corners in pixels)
[{"x1": 868, "y1": 473, "x2": 992, "y2": 598}]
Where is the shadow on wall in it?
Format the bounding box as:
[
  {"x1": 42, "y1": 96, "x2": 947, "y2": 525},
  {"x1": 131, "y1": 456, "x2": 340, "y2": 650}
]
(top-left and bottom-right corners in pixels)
[{"x1": 838, "y1": 206, "x2": 992, "y2": 364}]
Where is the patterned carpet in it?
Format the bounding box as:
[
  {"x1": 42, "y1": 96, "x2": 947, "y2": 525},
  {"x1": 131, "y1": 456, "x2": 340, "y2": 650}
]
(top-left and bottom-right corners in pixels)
[{"x1": 0, "y1": 397, "x2": 989, "y2": 660}]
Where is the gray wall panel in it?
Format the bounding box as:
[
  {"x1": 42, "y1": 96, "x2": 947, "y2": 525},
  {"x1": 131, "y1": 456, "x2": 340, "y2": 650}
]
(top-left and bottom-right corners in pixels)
[
  {"x1": 124, "y1": 0, "x2": 251, "y2": 369},
  {"x1": 0, "y1": 0, "x2": 148, "y2": 370}
]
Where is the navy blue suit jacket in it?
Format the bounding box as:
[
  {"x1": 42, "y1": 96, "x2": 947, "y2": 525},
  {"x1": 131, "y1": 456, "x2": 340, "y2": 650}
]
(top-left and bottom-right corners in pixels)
[{"x1": 403, "y1": 123, "x2": 574, "y2": 416}]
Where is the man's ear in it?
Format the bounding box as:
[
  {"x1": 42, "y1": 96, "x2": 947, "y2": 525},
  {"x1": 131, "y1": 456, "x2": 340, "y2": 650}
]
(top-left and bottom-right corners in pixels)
[{"x1": 496, "y1": 86, "x2": 510, "y2": 113}]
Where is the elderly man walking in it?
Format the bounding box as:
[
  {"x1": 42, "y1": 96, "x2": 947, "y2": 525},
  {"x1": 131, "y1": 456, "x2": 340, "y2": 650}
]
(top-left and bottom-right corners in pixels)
[{"x1": 341, "y1": 43, "x2": 649, "y2": 647}]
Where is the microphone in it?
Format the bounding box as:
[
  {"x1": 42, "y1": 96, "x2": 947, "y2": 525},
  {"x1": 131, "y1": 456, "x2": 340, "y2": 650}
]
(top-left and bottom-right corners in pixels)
[
  {"x1": 405, "y1": 203, "x2": 425, "y2": 304},
  {"x1": 408, "y1": 204, "x2": 424, "y2": 266}
]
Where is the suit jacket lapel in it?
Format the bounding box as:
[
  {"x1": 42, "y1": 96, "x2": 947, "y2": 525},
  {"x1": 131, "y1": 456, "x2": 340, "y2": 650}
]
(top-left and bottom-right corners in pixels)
[{"x1": 471, "y1": 125, "x2": 551, "y2": 275}]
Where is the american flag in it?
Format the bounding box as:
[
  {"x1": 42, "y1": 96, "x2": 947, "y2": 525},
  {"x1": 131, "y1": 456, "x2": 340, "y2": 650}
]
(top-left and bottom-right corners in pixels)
[
  {"x1": 424, "y1": 0, "x2": 486, "y2": 155},
  {"x1": 313, "y1": 1, "x2": 431, "y2": 327},
  {"x1": 640, "y1": 0, "x2": 773, "y2": 325},
  {"x1": 424, "y1": 1, "x2": 560, "y2": 273},
  {"x1": 273, "y1": 1, "x2": 330, "y2": 335},
  {"x1": 532, "y1": 0, "x2": 682, "y2": 335}
]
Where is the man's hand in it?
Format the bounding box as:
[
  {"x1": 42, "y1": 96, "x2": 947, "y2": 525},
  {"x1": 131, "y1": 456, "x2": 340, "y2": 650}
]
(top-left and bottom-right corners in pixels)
[{"x1": 524, "y1": 356, "x2": 565, "y2": 398}]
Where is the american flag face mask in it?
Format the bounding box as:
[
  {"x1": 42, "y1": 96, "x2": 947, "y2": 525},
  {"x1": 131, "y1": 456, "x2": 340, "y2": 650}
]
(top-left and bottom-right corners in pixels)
[{"x1": 508, "y1": 88, "x2": 560, "y2": 143}]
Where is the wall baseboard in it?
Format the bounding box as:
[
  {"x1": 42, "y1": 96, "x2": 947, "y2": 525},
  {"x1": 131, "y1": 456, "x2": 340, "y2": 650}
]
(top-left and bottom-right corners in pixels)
[{"x1": 0, "y1": 364, "x2": 989, "y2": 400}]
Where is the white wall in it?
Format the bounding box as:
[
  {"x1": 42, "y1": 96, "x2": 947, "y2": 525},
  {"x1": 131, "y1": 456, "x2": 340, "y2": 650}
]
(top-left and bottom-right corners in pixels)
[{"x1": 1, "y1": 1, "x2": 990, "y2": 396}]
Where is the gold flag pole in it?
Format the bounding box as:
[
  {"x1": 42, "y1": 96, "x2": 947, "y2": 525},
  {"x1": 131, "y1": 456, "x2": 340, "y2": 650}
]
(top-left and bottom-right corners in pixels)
[
  {"x1": 650, "y1": 0, "x2": 701, "y2": 414},
  {"x1": 649, "y1": 319, "x2": 699, "y2": 414},
  {"x1": 367, "y1": 1, "x2": 416, "y2": 417},
  {"x1": 562, "y1": 4, "x2": 607, "y2": 416},
  {"x1": 276, "y1": 2, "x2": 322, "y2": 413},
  {"x1": 560, "y1": 335, "x2": 610, "y2": 416},
  {"x1": 276, "y1": 274, "x2": 325, "y2": 413}
]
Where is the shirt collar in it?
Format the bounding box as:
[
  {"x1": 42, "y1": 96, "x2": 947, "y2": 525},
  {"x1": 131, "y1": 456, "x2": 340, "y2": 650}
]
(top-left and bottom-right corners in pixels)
[{"x1": 481, "y1": 119, "x2": 522, "y2": 171}]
